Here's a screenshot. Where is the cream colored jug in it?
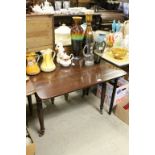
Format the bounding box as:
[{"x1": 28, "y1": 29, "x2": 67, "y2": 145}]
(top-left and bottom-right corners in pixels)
[
  {"x1": 40, "y1": 48, "x2": 56, "y2": 72},
  {"x1": 123, "y1": 20, "x2": 129, "y2": 37}
]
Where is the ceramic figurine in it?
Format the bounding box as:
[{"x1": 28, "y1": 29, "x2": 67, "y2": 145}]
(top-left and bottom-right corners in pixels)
[
  {"x1": 32, "y1": 0, "x2": 54, "y2": 14},
  {"x1": 32, "y1": 4, "x2": 43, "y2": 14},
  {"x1": 55, "y1": 42, "x2": 73, "y2": 67},
  {"x1": 41, "y1": 0, "x2": 54, "y2": 14}
]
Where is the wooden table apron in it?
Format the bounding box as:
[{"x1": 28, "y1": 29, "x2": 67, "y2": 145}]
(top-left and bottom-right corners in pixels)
[{"x1": 29, "y1": 62, "x2": 126, "y2": 136}]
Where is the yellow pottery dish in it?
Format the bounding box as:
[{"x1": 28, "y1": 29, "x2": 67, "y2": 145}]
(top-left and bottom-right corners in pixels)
[
  {"x1": 111, "y1": 48, "x2": 128, "y2": 59},
  {"x1": 26, "y1": 52, "x2": 40, "y2": 75}
]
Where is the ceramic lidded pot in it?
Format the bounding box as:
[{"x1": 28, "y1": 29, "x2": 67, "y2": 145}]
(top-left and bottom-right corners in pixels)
[{"x1": 55, "y1": 24, "x2": 71, "y2": 46}]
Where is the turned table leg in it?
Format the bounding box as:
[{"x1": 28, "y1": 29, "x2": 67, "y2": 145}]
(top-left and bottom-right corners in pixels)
[
  {"x1": 86, "y1": 87, "x2": 90, "y2": 95},
  {"x1": 27, "y1": 95, "x2": 33, "y2": 116},
  {"x1": 64, "y1": 93, "x2": 69, "y2": 101},
  {"x1": 100, "y1": 83, "x2": 106, "y2": 115},
  {"x1": 82, "y1": 89, "x2": 86, "y2": 97},
  {"x1": 51, "y1": 98, "x2": 55, "y2": 104},
  {"x1": 35, "y1": 93, "x2": 45, "y2": 136},
  {"x1": 109, "y1": 78, "x2": 118, "y2": 115},
  {"x1": 82, "y1": 87, "x2": 90, "y2": 97}
]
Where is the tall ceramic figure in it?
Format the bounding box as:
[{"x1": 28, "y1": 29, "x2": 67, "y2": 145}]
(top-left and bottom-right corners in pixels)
[{"x1": 71, "y1": 16, "x2": 84, "y2": 59}]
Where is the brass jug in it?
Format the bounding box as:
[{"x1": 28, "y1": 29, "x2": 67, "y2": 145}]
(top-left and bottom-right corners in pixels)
[
  {"x1": 26, "y1": 52, "x2": 40, "y2": 75},
  {"x1": 40, "y1": 48, "x2": 56, "y2": 72}
]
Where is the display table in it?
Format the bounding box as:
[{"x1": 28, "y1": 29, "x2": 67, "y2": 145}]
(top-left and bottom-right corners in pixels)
[
  {"x1": 29, "y1": 61, "x2": 126, "y2": 136},
  {"x1": 94, "y1": 50, "x2": 129, "y2": 67},
  {"x1": 94, "y1": 50, "x2": 129, "y2": 80}
]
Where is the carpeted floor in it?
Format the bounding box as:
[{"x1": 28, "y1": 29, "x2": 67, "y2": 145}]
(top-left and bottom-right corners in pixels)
[{"x1": 27, "y1": 91, "x2": 128, "y2": 155}]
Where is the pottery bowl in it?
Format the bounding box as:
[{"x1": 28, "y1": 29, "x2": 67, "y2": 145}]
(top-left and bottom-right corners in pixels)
[{"x1": 111, "y1": 47, "x2": 128, "y2": 59}]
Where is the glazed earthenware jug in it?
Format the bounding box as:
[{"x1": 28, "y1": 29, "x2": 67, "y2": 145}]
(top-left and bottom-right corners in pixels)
[
  {"x1": 40, "y1": 48, "x2": 56, "y2": 72},
  {"x1": 26, "y1": 52, "x2": 40, "y2": 75},
  {"x1": 94, "y1": 33, "x2": 106, "y2": 64},
  {"x1": 59, "y1": 54, "x2": 74, "y2": 67}
]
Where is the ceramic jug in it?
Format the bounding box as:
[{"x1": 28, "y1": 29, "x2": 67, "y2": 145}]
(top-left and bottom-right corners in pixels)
[
  {"x1": 26, "y1": 52, "x2": 40, "y2": 75},
  {"x1": 123, "y1": 20, "x2": 129, "y2": 37},
  {"x1": 94, "y1": 33, "x2": 106, "y2": 53},
  {"x1": 40, "y1": 48, "x2": 56, "y2": 72},
  {"x1": 59, "y1": 54, "x2": 74, "y2": 67},
  {"x1": 94, "y1": 36, "x2": 106, "y2": 64}
]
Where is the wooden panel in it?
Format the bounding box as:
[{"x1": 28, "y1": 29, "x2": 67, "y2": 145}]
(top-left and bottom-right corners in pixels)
[
  {"x1": 78, "y1": 0, "x2": 91, "y2": 3},
  {"x1": 100, "y1": 12, "x2": 124, "y2": 21},
  {"x1": 26, "y1": 14, "x2": 54, "y2": 52}
]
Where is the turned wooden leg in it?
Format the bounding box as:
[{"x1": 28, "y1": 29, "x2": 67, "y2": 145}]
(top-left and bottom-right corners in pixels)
[
  {"x1": 27, "y1": 95, "x2": 33, "y2": 116},
  {"x1": 51, "y1": 98, "x2": 55, "y2": 104},
  {"x1": 35, "y1": 93, "x2": 45, "y2": 137},
  {"x1": 82, "y1": 89, "x2": 86, "y2": 97},
  {"x1": 86, "y1": 87, "x2": 90, "y2": 95},
  {"x1": 64, "y1": 93, "x2": 69, "y2": 101},
  {"x1": 100, "y1": 83, "x2": 106, "y2": 115},
  {"x1": 82, "y1": 87, "x2": 90, "y2": 97},
  {"x1": 109, "y1": 78, "x2": 118, "y2": 115}
]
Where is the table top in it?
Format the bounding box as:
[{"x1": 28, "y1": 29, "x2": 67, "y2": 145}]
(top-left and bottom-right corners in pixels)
[
  {"x1": 29, "y1": 61, "x2": 126, "y2": 100},
  {"x1": 26, "y1": 80, "x2": 35, "y2": 96}
]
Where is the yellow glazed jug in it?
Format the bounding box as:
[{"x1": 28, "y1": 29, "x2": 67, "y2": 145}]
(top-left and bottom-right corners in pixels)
[
  {"x1": 40, "y1": 48, "x2": 56, "y2": 72},
  {"x1": 26, "y1": 52, "x2": 40, "y2": 75}
]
